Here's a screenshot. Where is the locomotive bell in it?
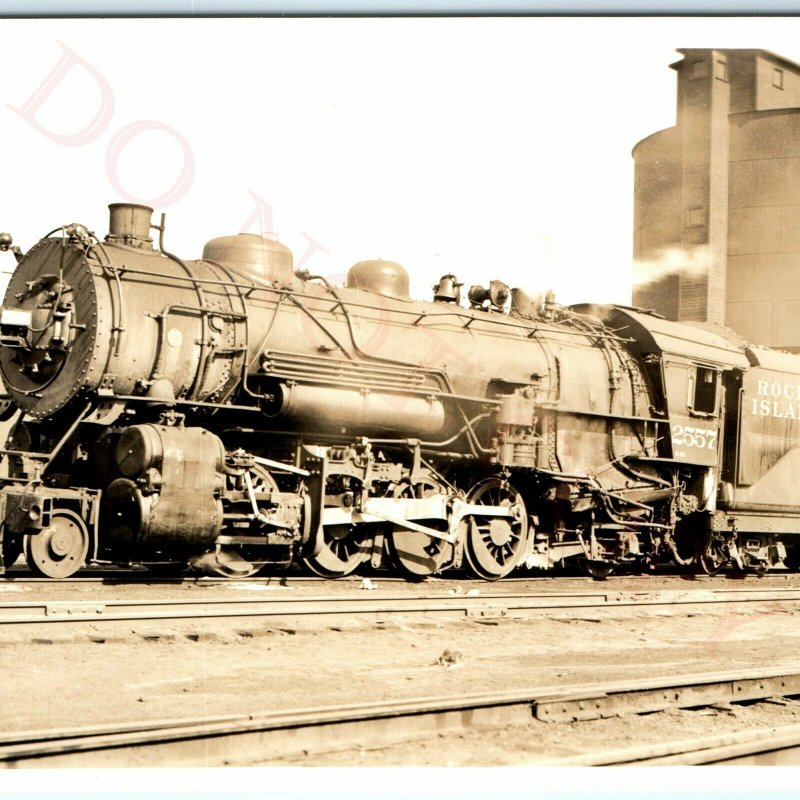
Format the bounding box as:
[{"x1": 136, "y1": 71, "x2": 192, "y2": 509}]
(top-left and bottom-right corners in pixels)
[
  {"x1": 203, "y1": 233, "x2": 295, "y2": 286},
  {"x1": 433, "y1": 274, "x2": 462, "y2": 303},
  {"x1": 346, "y1": 260, "x2": 410, "y2": 299}
]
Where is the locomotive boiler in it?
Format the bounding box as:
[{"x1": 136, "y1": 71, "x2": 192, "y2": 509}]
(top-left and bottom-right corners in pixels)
[{"x1": 0, "y1": 203, "x2": 793, "y2": 579}]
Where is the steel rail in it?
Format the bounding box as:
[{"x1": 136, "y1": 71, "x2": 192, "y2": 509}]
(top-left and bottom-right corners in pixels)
[
  {"x1": 0, "y1": 572, "x2": 355, "y2": 584},
  {"x1": 550, "y1": 724, "x2": 800, "y2": 766},
  {"x1": 4, "y1": 666, "x2": 800, "y2": 767},
  {"x1": 3, "y1": 571, "x2": 799, "y2": 585},
  {"x1": 1, "y1": 588, "x2": 800, "y2": 626}
]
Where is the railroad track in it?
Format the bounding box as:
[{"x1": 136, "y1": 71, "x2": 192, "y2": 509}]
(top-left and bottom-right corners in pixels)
[
  {"x1": 2, "y1": 586, "x2": 800, "y2": 627},
  {"x1": 552, "y1": 725, "x2": 800, "y2": 765},
  {"x1": 3, "y1": 569, "x2": 800, "y2": 585},
  {"x1": 4, "y1": 666, "x2": 800, "y2": 767}
]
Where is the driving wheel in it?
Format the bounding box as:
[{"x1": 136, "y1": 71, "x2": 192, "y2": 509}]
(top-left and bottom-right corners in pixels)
[
  {"x1": 464, "y1": 477, "x2": 528, "y2": 580},
  {"x1": 303, "y1": 472, "x2": 372, "y2": 578},
  {"x1": 388, "y1": 479, "x2": 452, "y2": 580}
]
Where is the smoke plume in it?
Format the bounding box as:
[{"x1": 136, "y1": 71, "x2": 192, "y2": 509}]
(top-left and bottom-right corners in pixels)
[{"x1": 633, "y1": 245, "x2": 710, "y2": 287}]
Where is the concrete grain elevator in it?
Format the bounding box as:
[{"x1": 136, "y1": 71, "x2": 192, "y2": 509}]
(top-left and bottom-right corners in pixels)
[{"x1": 633, "y1": 48, "x2": 800, "y2": 351}]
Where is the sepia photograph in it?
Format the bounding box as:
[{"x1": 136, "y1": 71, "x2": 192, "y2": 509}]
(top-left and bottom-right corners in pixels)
[{"x1": 2, "y1": 12, "x2": 800, "y2": 783}]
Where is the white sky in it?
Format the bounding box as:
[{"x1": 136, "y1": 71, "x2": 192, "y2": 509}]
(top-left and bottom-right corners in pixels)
[{"x1": 2, "y1": 17, "x2": 800, "y2": 305}]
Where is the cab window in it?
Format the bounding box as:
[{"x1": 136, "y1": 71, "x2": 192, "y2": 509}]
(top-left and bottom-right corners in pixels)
[{"x1": 689, "y1": 366, "x2": 717, "y2": 414}]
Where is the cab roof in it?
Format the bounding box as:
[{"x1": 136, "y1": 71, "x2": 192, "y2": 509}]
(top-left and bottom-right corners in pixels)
[{"x1": 572, "y1": 304, "x2": 751, "y2": 369}]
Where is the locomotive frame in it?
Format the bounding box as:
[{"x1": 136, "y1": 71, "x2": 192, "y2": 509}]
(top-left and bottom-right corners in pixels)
[{"x1": 0, "y1": 203, "x2": 796, "y2": 580}]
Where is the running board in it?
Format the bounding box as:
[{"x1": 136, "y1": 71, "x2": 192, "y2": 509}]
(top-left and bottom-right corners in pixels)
[{"x1": 322, "y1": 497, "x2": 518, "y2": 544}]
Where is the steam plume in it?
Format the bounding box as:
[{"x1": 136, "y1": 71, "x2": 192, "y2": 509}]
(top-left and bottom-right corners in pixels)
[{"x1": 633, "y1": 245, "x2": 710, "y2": 287}]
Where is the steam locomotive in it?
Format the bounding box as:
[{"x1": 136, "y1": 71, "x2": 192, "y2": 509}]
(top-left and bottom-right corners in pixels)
[{"x1": 0, "y1": 203, "x2": 796, "y2": 580}]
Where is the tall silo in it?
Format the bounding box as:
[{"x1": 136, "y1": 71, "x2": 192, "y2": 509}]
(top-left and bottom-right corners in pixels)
[{"x1": 633, "y1": 48, "x2": 800, "y2": 352}]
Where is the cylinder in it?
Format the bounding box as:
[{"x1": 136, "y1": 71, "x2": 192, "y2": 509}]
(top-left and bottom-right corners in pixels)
[{"x1": 272, "y1": 384, "x2": 445, "y2": 434}]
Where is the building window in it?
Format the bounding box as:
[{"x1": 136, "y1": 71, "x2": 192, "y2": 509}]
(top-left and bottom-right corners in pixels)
[
  {"x1": 715, "y1": 59, "x2": 728, "y2": 82},
  {"x1": 689, "y1": 60, "x2": 709, "y2": 81},
  {"x1": 686, "y1": 204, "x2": 705, "y2": 228},
  {"x1": 774, "y1": 67, "x2": 784, "y2": 89}
]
